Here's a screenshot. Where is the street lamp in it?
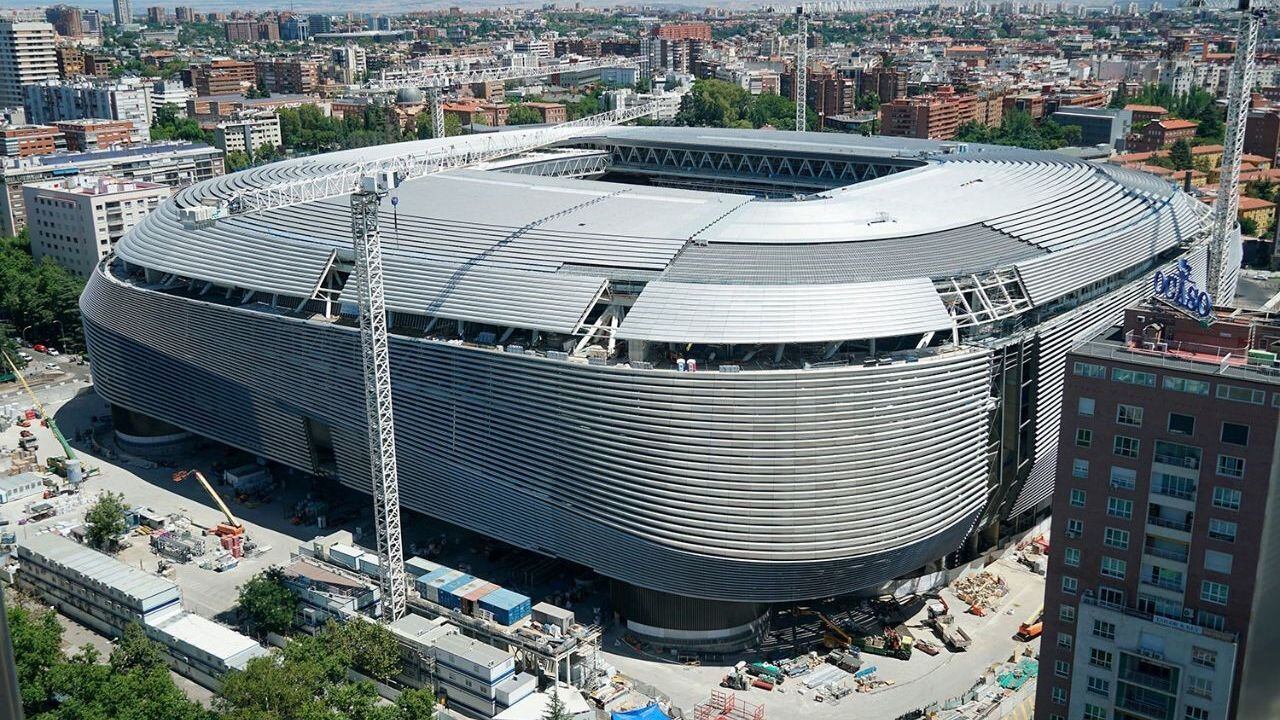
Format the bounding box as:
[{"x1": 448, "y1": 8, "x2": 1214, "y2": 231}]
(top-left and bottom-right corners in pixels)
[{"x1": 19, "y1": 325, "x2": 31, "y2": 344}]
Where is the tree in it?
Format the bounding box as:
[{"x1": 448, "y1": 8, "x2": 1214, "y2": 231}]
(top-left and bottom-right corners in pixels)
[
  {"x1": 85, "y1": 491, "x2": 127, "y2": 551},
  {"x1": 111, "y1": 622, "x2": 167, "y2": 674},
  {"x1": 224, "y1": 150, "x2": 251, "y2": 172},
  {"x1": 1240, "y1": 215, "x2": 1259, "y2": 237},
  {"x1": 396, "y1": 688, "x2": 437, "y2": 720},
  {"x1": 237, "y1": 566, "x2": 298, "y2": 637},
  {"x1": 6, "y1": 598, "x2": 63, "y2": 712},
  {"x1": 322, "y1": 619, "x2": 401, "y2": 684},
  {"x1": 1169, "y1": 138, "x2": 1194, "y2": 171},
  {"x1": 542, "y1": 685, "x2": 570, "y2": 720},
  {"x1": 507, "y1": 104, "x2": 546, "y2": 126}
]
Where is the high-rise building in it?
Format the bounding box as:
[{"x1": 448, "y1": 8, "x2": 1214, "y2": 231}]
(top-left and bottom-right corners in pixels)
[
  {"x1": 308, "y1": 14, "x2": 332, "y2": 34},
  {"x1": 24, "y1": 175, "x2": 170, "y2": 277},
  {"x1": 44, "y1": 6, "x2": 83, "y2": 38},
  {"x1": 223, "y1": 20, "x2": 254, "y2": 44},
  {"x1": 113, "y1": 0, "x2": 132, "y2": 25},
  {"x1": 81, "y1": 9, "x2": 102, "y2": 34},
  {"x1": 653, "y1": 22, "x2": 712, "y2": 42},
  {"x1": 188, "y1": 60, "x2": 256, "y2": 96},
  {"x1": 174, "y1": 6, "x2": 195, "y2": 24},
  {"x1": 145, "y1": 6, "x2": 166, "y2": 25},
  {"x1": 1035, "y1": 296, "x2": 1280, "y2": 720},
  {"x1": 253, "y1": 59, "x2": 318, "y2": 94},
  {"x1": 0, "y1": 21, "x2": 58, "y2": 109},
  {"x1": 23, "y1": 77, "x2": 152, "y2": 141},
  {"x1": 279, "y1": 15, "x2": 308, "y2": 42},
  {"x1": 878, "y1": 86, "x2": 980, "y2": 140}
]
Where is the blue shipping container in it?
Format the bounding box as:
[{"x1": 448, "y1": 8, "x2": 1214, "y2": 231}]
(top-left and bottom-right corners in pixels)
[
  {"x1": 478, "y1": 587, "x2": 532, "y2": 626},
  {"x1": 426, "y1": 573, "x2": 474, "y2": 605}
]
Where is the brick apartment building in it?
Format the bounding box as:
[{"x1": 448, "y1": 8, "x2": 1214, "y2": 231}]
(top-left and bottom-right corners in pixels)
[
  {"x1": 1034, "y1": 297, "x2": 1280, "y2": 720},
  {"x1": 54, "y1": 119, "x2": 134, "y2": 151},
  {"x1": 189, "y1": 60, "x2": 257, "y2": 96},
  {"x1": 1139, "y1": 118, "x2": 1199, "y2": 151},
  {"x1": 1126, "y1": 104, "x2": 1171, "y2": 124},
  {"x1": 442, "y1": 100, "x2": 509, "y2": 128},
  {"x1": 653, "y1": 22, "x2": 712, "y2": 42},
  {"x1": 1244, "y1": 107, "x2": 1280, "y2": 163},
  {"x1": 520, "y1": 102, "x2": 566, "y2": 124},
  {"x1": 0, "y1": 124, "x2": 64, "y2": 157},
  {"x1": 254, "y1": 58, "x2": 318, "y2": 94},
  {"x1": 879, "y1": 86, "x2": 978, "y2": 140}
]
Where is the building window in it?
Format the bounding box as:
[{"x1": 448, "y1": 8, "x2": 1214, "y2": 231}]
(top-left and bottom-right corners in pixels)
[
  {"x1": 1185, "y1": 706, "x2": 1210, "y2": 720},
  {"x1": 1212, "y1": 487, "x2": 1241, "y2": 511},
  {"x1": 1051, "y1": 686, "x2": 1066, "y2": 705},
  {"x1": 1092, "y1": 619, "x2": 1116, "y2": 640},
  {"x1": 1154, "y1": 440, "x2": 1202, "y2": 469},
  {"x1": 1116, "y1": 404, "x2": 1144, "y2": 427},
  {"x1": 1073, "y1": 459, "x2": 1090, "y2": 478},
  {"x1": 1062, "y1": 576, "x2": 1078, "y2": 595},
  {"x1": 1076, "y1": 428, "x2": 1093, "y2": 447},
  {"x1": 1086, "y1": 675, "x2": 1111, "y2": 698},
  {"x1": 1216, "y1": 455, "x2": 1245, "y2": 479},
  {"x1": 1216, "y1": 384, "x2": 1265, "y2": 405},
  {"x1": 1084, "y1": 704, "x2": 1107, "y2": 720},
  {"x1": 1220, "y1": 422, "x2": 1249, "y2": 446},
  {"x1": 1070, "y1": 489, "x2": 1087, "y2": 507},
  {"x1": 1107, "y1": 497, "x2": 1133, "y2": 520},
  {"x1": 1205, "y1": 550, "x2": 1232, "y2": 574},
  {"x1": 1201, "y1": 580, "x2": 1229, "y2": 605},
  {"x1": 1113, "y1": 435, "x2": 1140, "y2": 458},
  {"x1": 1064, "y1": 547, "x2": 1081, "y2": 567},
  {"x1": 1187, "y1": 675, "x2": 1213, "y2": 700},
  {"x1": 1059, "y1": 604, "x2": 1076, "y2": 623},
  {"x1": 1208, "y1": 518, "x2": 1237, "y2": 542},
  {"x1": 1057, "y1": 632, "x2": 1073, "y2": 649},
  {"x1": 1100, "y1": 556, "x2": 1127, "y2": 580},
  {"x1": 1078, "y1": 397, "x2": 1096, "y2": 416},
  {"x1": 1055, "y1": 659, "x2": 1070, "y2": 678},
  {"x1": 1168, "y1": 413, "x2": 1195, "y2": 435},
  {"x1": 1112, "y1": 368, "x2": 1156, "y2": 386},
  {"x1": 1088, "y1": 648, "x2": 1113, "y2": 670},
  {"x1": 1198, "y1": 610, "x2": 1226, "y2": 631},
  {"x1": 1066, "y1": 519, "x2": 1084, "y2": 539},
  {"x1": 1110, "y1": 466, "x2": 1136, "y2": 490},
  {"x1": 1074, "y1": 362, "x2": 1106, "y2": 378},
  {"x1": 1191, "y1": 646, "x2": 1217, "y2": 669}
]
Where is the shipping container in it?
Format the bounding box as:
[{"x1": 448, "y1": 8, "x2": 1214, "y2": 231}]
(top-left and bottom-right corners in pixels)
[
  {"x1": 404, "y1": 557, "x2": 441, "y2": 578},
  {"x1": 327, "y1": 543, "x2": 362, "y2": 571},
  {"x1": 0, "y1": 473, "x2": 44, "y2": 504},
  {"x1": 440, "y1": 578, "x2": 492, "y2": 611},
  {"x1": 357, "y1": 552, "x2": 381, "y2": 577},
  {"x1": 478, "y1": 587, "x2": 532, "y2": 626},
  {"x1": 423, "y1": 571, "x2": 473, "y2": 605},
  {"x1": 413, "y1": 566, "x2": 454, "y2": 597}
]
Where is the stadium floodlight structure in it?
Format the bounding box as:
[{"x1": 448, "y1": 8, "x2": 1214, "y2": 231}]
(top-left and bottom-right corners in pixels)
[
  {"x1": 179, "y1": 101, "x2": 659, "y2": 621},
  {"x1": 374, "y1": 57, "x2": 641, "y2": 139}
]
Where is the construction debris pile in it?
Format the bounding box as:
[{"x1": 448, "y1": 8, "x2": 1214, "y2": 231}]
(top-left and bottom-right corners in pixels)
[{"x1": 951, "y1": 571, "x2": 1008, "y2": 615}]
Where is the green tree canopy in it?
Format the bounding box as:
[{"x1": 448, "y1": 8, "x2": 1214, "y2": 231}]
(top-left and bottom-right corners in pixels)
[
  {"x1": 507, "y1": 105, "x2": 546, "y2": 126},
  {"x1": 85, "y1": 491, "x2": 127, "y2": 551},
  {"x1": 1169, "y1": 138, "x2": 1194, "y2": 171},
  {"x1": 237, "y1": 566, "x2": 299, "y2": 637}
]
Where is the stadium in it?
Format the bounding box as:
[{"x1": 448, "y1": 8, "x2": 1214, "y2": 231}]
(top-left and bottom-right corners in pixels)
[{"x1": 80, "y1": 126, "x2": 1238, "y2": 648}]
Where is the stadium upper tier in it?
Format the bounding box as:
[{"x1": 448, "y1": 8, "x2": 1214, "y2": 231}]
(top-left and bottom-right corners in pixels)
[{"x1": 117, "y1": 127, "x2": 1208, "y2": 345}]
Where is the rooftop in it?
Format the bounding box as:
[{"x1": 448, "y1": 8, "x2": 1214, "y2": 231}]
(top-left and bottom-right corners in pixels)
[
  {"x1": 18, "y1": 532, "x2": 179, "y2": 604},
  {"x1": 150, "y1": 610, "x2": 265, "y2": 663},
  {"x1": 28, "y1": 175, "x2": 169, "y2": 196}
]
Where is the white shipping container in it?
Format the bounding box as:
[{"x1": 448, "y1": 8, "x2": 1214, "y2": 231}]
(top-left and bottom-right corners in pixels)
[
  {"x1": 327, "y1": 543, "x2": 362, "y2": 570},
  {"x1": 357, "y1": 553, "x2": 381, "y2": 577}
]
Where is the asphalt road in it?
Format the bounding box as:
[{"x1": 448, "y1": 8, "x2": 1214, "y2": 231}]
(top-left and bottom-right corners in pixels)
[{"x1": 0, "y1": 347, "x2": 93, "y2": 409}]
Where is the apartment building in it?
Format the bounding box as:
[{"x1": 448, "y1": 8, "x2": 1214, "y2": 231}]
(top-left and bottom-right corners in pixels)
[
  {"x1": 0, "y1": 141, "x2": 222, "y2": 235},
  {"x1": 879, "y1": 86, "x2": 977, "y2": 140},
  {"x1": 0, "y1": 21, "x2": 59, "y2": 109},
  {"x1": 54, "y1": 119, "x2": 134, "y2": 151},
  {"x1": 654, "y1": 22, "x2": 712, "y2": 42},
  {"x1": 214, "y1": 112, "x2": 281, "y2": 157},
  {"x1": 521, "y1": 101, "x2": 567, "y2": 124},
  {"x1": 24, "y1": 175, "x2": 171, "y2": 277},
  {"x1": 253, "y1": 58, "x2": 319, "y2": 94},
  {"x1": 189, "y1": 59, "x2": 256, "y2": 96},
  {"x1": 0, "y1": 124, "x2": 64, "y2": 157},
  {"x1": 150, "y1": 78, "x2": 189, "y2": 115},
  {"x1": 24, "y1": 78, "x2": 152, "y2": 141},
  {"x1": 1244, "y1": 107, "x2": 1280, "y2": 163},
  {"x1": 1035, "y1": 297, "x2": 1280, "y2": 720},
  {"x1": 223, "y1": 20, "x2": 255, "y2": 44}
]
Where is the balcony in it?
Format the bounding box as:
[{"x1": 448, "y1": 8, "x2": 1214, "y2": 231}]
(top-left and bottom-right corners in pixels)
[
  {"x1": 1153, "y1": 452, "x2": 1200, "y2": 470},
  {"x1": 1119, "y1": 667, "x2": 1177, "y2": 694},
  {"x1": 1116, "y1": 692, "x2": 1175, "y2": 720},
  {"x1": 1141, "y1": 576, "x2": 1185, "y2": 593},
  {"x1": 1143, "y1": 545, "x2": 1189, "y2": 564},
  {"x1": 1150, "y1": 484, "x2": 1195, "y2": 501}
]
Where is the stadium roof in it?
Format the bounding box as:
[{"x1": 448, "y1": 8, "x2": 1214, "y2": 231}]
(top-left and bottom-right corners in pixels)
[{"x1": 113, "y1": 126, "x2": 1210, "y2": 344}]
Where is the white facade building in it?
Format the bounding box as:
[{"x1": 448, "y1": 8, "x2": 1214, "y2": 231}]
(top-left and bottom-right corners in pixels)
[
  {"x1": 150, "y1": 78, "x2": 190, "y2": 117},
  {"x1": 0, "y1": 21, "x2": 58, "y2": 109},
  {"x1": 24, "y1": 175, "x2": 171, "y2": 277},
  {"x1": 112, "y1": 0, "x2": 131, "y2": 25},
  {"x1": 24, "y1": 77, "x2": 153, "y2": 141},
  {"x1": 214, "y1": 113, "x2": 282, "y2": 158}
]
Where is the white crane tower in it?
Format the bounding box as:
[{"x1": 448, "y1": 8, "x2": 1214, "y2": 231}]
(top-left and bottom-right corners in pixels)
[{"x1": 181, "y1": 102, "x2": 658, "y2": 620}]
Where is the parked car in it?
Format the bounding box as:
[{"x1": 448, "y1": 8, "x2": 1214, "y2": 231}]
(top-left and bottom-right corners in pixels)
[
  {"x1": 43, "y1": 362, "x2": 58, "y2": 370},
  {"x1": 32, "y1": 344, "x2": 46, "y2": 353},
  {"x1": 46, "y1": 348, "x2": 59, "y2": 356},
  {"x1": 18, "y1": 352, "x2": 32, "y2": 361}
]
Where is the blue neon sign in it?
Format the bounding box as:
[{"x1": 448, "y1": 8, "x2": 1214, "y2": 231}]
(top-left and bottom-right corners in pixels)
[{"x1": 1152, "y1": 259, "x2": 1213, "y2": 319}]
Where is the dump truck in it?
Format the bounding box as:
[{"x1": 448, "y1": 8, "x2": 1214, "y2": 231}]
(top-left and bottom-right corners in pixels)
[
  {"x1": 854, "y1": 627, "x2": 913, "y2": 661},
  {"x1": 1016, "y1": 605, "x2": 1044, "y2": 641}
]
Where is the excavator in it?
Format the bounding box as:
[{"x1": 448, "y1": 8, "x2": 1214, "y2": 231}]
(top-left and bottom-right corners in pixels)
[
  {"x1": 172, "y1": 470, "x2": 246, "y2": 558},
  {"x1": 2, "y1": 350, "x2": 91, "y2": 485}
]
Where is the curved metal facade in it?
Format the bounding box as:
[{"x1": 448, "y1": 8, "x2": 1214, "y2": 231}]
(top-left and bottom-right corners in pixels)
[{"x1": 83, "y1": 266, "x2": 989, "y2": 602}]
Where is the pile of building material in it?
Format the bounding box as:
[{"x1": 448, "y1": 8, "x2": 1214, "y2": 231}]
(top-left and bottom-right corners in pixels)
[
  {"x1": 151, "y1": 529, "x2": 208, "y2": 562},
  {"x1": 952, "y1": 571, "x2": 1008, "y2": 614}
]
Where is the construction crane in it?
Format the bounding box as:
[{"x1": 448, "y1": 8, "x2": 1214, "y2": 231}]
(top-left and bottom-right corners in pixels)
[
  {"x1": 179, "y1": 102, "x2": 658, "y2": 621},
  {"x1": 172, "y1": 469, "x2": 244, "y2": 538},
  {"x1": 789, "y1": 0, "x2": 967, "y2": 132},
  {"x1": 1, "y1": 351, "x2": 83, "y2": 484},
  {"x1": 1204, "y1": 0, "x2": 1263, "y2": 297},
  {"x1": 374, "y1": 57, "x2": 641, "y2": 139}
]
